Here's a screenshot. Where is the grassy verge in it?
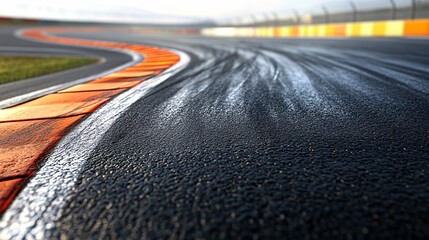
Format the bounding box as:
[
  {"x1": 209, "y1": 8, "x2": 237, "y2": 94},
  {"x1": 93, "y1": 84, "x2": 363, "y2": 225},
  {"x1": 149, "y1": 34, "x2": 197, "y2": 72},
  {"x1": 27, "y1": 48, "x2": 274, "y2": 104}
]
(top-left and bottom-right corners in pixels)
[{"x1": 0, "y1": 56, "x2": 98, "y2": 85}]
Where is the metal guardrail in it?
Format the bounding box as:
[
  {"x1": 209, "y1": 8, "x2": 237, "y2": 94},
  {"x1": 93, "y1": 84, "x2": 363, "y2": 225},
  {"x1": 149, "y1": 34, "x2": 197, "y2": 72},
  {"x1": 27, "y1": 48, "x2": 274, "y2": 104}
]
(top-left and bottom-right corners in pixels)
[{"x1": 219, "y1": 0, "x2": 429, "y2": 27}]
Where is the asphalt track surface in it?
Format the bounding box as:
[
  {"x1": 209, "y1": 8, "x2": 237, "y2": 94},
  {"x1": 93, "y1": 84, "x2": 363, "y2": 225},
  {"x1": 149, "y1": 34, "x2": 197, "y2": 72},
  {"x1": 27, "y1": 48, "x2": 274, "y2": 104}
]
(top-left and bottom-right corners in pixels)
[{"x1": 3, "y1": 29, "x2": 429, "y2": 239}]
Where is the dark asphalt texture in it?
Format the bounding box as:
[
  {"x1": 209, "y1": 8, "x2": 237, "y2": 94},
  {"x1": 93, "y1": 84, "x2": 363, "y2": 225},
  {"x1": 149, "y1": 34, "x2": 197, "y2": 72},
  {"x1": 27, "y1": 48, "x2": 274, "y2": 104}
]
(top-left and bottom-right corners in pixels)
[
  {"x1": 9, "y1": 29, "x2": 429, "y2": 239},
  {"x1": 0, "y1": 27, "x2": 132, "y2": 102}
]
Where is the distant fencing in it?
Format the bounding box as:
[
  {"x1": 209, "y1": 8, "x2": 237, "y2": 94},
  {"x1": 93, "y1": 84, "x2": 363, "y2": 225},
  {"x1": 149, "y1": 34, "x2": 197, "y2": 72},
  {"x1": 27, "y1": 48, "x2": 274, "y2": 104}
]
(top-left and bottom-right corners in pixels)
[
  {"x1": 202, "y1": 19, "x2": 429, "y2": 38},
  {"x1": 203, "y1": 0, "x2": 429, "y2": 38},
  {"x1": 219, "y1": 0, "x2": 429, "y2": 27}
]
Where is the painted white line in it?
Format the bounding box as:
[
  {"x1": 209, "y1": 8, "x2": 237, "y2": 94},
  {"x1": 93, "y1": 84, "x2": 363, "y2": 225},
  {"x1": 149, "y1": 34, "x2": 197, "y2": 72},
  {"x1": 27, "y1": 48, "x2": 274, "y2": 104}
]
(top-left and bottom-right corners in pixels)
[
  {"x1": 0, "y1": 49, "x2": 190, "y2": 239},
  {"x1": 0, "y1": 29, "x2": 143, "y2": 109}
]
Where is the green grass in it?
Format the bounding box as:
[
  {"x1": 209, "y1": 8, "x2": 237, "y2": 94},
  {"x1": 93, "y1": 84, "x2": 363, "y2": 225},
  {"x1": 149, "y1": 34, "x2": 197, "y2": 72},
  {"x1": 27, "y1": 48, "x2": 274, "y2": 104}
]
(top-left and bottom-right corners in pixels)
[{"x1": 0, "y1": 56, "x2": 98, "y2": 85}]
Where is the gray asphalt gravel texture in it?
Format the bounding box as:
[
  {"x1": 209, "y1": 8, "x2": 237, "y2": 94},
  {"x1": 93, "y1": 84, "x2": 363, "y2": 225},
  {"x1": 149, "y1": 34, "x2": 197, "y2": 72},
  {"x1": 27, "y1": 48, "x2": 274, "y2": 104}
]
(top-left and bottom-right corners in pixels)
[{"x1": 4, "y1": 29, "x2": 429, "y2": 239}]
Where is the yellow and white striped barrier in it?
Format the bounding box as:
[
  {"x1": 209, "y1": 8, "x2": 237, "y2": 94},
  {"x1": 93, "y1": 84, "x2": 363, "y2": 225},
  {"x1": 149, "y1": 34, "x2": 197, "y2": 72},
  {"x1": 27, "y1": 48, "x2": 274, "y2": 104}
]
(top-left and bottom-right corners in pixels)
[{"x1": 202, "y1": 19, "x2": 429, "y2": 38}]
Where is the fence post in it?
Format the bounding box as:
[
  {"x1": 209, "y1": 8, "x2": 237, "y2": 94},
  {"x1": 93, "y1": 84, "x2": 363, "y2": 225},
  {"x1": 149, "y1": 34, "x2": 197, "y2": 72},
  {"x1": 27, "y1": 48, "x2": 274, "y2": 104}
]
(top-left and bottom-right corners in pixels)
[
  {"x1": 293, "y1": 10, "x2": 300, "y2": 25},
  {"x1": 349, "y1": 1, "x2": 357, "y2": 22},
  {"x1": 390, "y1": 0, "x2": 397, "y2": 20},
  {"x1": 264, "y1": 13, "x2": 273, "y2": 26},
  {"x1": 272, "y1": 12, "x2": 279, "y2": 27},
  {"x1": 411, "y1": 0, "x2": 416, "y2": 19},
  {"x1": 322, "y1": 5, "x2": 330, "y2": 24}
]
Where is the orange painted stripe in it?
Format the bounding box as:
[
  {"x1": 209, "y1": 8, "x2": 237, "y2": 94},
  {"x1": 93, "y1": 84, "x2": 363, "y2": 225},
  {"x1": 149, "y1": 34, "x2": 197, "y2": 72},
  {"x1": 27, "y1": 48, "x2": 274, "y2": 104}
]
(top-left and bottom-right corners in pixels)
[
  {"x1": 137, "y1": 63, "x2": 174, "y2": 67},
  {"x1": 106, "y1": 72, "x2": 156, "y2": 78},
  {"x1": 0, "y1": 26, "x2": 180, "y2": 213},
  {"x1": 290, "y1": 27, "x2": 299, "y2": 36},
  {"x1": 117, "y1": 69, "x2": 160, "y2": 74},
  {"x1": 0, "y1": 116, "x2": 84, "y2": 178},
  {"x1": 128, "y1": 66, "x2": 169, "y2": 71},
  {"x1": 332, "y1": 24, "x2": 346, "y2": 36},
  {"x1": 59, "y1": 81, "x2": 142, "y2": 92},
  {"x1": 21, "y1": 90, "x2": 123, "y2": 106},
  {"x1": 404, "y1": 19, "x2": 429, "y2": 36},
  {"x1": 0, "y1": 116, "x2": 84, "y2": 147},
  {"x1": 0, "y1": 143, "x2": 56, "y2": 178},
  {"x1": 0, "y1": 178, "x2": 25, "y2": 213},
  {"x1": 92, "y1": 77, "x2": 145, "y2": 83},
  {"x1": 134, "y1": 59, "x2": 171, "y2": 63},
  {"x1": 0, "y1": 100, "x2": 107, "y2": 122}
]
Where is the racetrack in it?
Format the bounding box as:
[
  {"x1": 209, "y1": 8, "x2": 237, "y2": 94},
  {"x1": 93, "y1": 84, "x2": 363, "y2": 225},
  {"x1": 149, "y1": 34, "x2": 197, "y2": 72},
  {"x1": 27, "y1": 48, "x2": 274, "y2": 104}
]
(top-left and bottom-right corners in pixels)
[
  {"x1": 0, "y1": 27, "x2": 132, "y2": 105},
  {"x1": 1, "y1": 28, "x2": 429, "y2": 239}
]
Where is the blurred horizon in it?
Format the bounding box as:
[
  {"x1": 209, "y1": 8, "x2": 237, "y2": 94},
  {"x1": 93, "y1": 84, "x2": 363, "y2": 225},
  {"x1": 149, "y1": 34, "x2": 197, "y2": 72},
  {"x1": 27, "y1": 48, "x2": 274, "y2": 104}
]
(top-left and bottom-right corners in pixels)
[{"x1": 0, "y1": 0, "x2": 424, "y2": 24}]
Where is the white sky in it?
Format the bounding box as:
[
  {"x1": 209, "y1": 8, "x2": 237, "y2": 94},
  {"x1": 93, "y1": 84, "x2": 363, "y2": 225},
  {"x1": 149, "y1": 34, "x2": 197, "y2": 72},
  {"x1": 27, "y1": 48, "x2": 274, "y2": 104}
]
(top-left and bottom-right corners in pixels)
[{"x1": 0, "y1": 0, "x2": 412, "y2": 24}]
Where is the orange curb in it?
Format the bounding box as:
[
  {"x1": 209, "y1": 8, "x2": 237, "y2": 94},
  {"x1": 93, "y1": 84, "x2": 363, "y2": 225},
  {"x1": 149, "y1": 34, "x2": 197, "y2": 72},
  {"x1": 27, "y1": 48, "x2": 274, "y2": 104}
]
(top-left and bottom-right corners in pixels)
[
  {"x1": 0, "y1": 100, "x2": 108, "y2": 122},
  {"x1": 20, "y1": 90, "x2": 124, "y2": 106},
  {"x1": 0, "y1": 178, "x2": 25, "y2": 213},
  {"x1": 59, "y1": 82, "x2": 142, "y2": 93},
  {"x1": 0, "y1": 116, "x2": 85, "y2": 179},
  {"x1": 0, "y1": 27, "x2": 180, "y2": 213}
]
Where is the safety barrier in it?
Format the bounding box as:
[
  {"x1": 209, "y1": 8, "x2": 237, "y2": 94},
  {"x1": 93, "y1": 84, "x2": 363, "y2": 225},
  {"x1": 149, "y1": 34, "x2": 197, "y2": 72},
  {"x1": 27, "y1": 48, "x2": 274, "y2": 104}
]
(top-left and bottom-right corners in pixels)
[{"x1": 202, "y1": 19, "x2": 429, "y2": 37}]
